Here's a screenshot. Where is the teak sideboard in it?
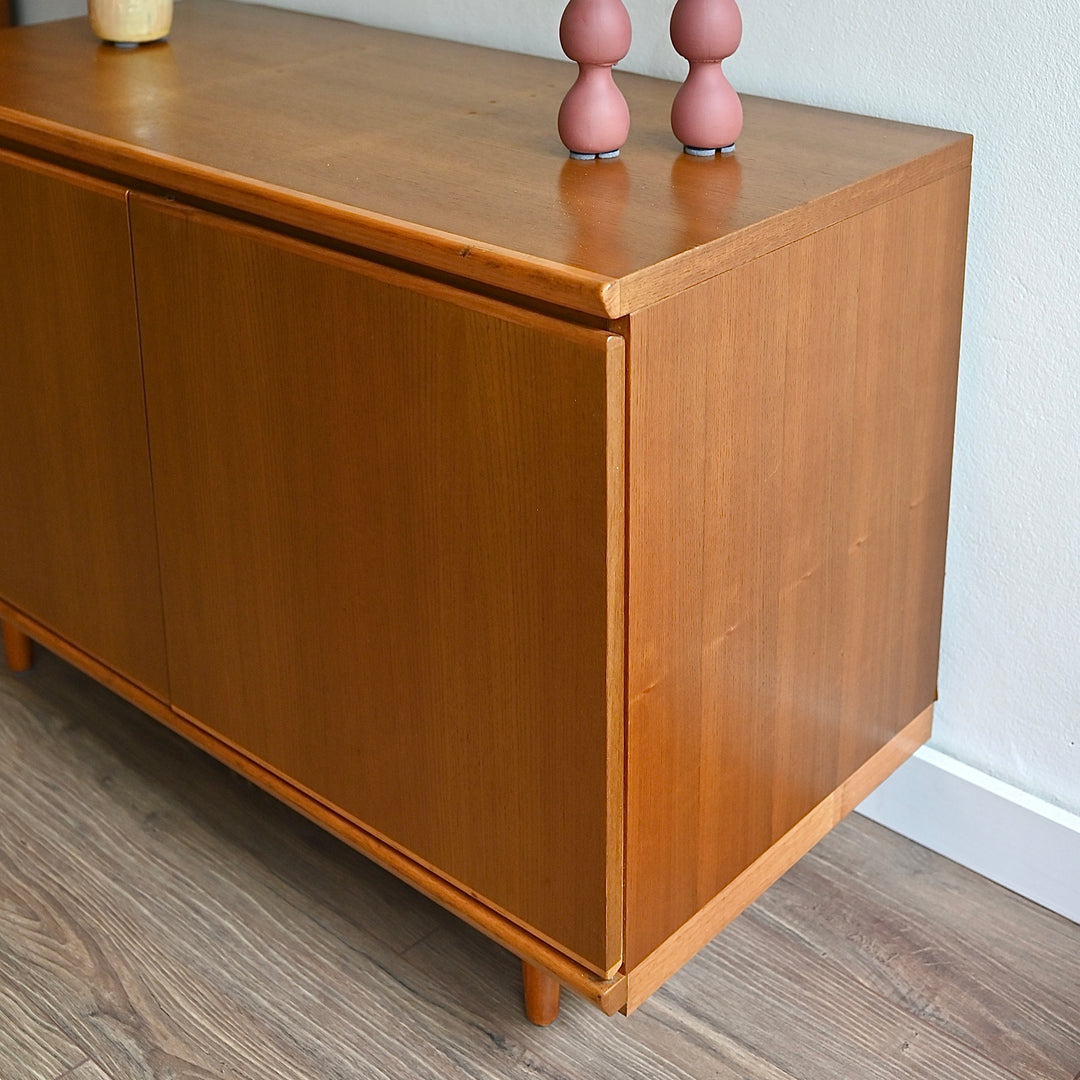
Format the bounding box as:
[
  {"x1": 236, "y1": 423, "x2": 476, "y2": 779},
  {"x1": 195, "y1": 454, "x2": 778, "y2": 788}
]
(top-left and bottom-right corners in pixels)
[{"x1": 0, "y1": 0, "x2": 970, "y2": 1023}]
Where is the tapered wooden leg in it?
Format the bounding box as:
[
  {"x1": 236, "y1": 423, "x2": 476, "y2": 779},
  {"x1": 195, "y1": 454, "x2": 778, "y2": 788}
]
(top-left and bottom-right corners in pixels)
[
  {"x1": 522, "y1": 960, "x2": 561, "y2": 1026},
  {"x1": 3, "y1": 622, "x2": 34, "y2": 673}
]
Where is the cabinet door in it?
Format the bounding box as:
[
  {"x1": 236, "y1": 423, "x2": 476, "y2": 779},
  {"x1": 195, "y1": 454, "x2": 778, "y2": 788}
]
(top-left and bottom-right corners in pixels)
[
  {"x1": 0, "y1": 152, "x2": 169, "y2": 696},
  {"x1": 129, "y1": 195, "x2": 624, "y2": 973}
]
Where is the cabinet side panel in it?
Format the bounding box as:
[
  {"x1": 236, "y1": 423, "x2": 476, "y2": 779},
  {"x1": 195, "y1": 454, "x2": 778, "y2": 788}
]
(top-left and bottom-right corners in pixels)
[
  {"x1": 130, "y1": 196, "x2": 622, "y2": 972},
  {"x1": 0, "y1": 151, "x2": 169, "y2": 696},
  {"x1": 626, "y1": 169, "x2": 969, "y2": 967}
]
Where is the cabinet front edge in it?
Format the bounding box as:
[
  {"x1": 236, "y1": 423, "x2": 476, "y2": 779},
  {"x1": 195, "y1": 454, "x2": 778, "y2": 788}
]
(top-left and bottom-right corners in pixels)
[
  {"x1": 0, "y1": 600, "x2": 627, "y2": 1014},
  {"x1": 618, "y1": 138, "x2": 973, "y2": 316},
  {"x1": 0, "y1": 112, "x2": 970, "y2": 323},
  {"x1": 0, "y1": 112, "x2": 622, "y2": 319}
]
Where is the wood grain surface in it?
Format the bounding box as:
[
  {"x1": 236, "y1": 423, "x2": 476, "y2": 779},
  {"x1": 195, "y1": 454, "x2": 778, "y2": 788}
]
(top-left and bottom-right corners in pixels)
[
  {"x1": 57, "y1": 1063, "x2": 112, "y2": 1080},
  {"x1": 624, "y1": 706, "x2": 932, "y2": 1011},
  {"x1": 128, "y1": 194, "x2": 624, "y2": 974},
  {"x1": 0, "y1": 594, "x2": 627, "y2": 1015},
  {"x1": 0, "y1": 0, "x2": 975, "y2": 1021},
  {"x1": 0, "y1": 150, "x2": 169, "y2": 697},
  {"x1": 625, "y1": 167, "x2": 970, "y2": 966},
  {"x1": 3, "y1": 652, "x2": 1077, "y2": 1079},
  {"x1": 0, "y1": 0, "x2": 971, "y2": 315}
]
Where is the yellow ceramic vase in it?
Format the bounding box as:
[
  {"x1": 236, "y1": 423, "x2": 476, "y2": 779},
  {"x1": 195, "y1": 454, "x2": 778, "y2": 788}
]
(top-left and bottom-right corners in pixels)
[{"x1": 90, "y1": 0, "x2": 173, "y2": 45}]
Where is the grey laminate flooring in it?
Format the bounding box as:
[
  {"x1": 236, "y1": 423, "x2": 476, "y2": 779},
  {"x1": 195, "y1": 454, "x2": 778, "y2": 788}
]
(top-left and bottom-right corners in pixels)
[{"x1": 1, "y1": 650, "x2": 1077, "y2": 1080}]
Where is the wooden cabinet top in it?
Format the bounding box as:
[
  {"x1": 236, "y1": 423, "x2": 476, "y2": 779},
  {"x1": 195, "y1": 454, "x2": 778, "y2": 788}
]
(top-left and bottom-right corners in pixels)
[{"x1": 0, "y1": 0, "x2": 970, "y2": 316}]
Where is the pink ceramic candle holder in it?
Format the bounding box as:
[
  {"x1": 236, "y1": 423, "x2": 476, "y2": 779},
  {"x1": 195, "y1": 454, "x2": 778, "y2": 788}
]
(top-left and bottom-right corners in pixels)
[
  {"x1": 670, "y1": 0, "x2": 743, "y2": 155},
  {"x1": 557, "y1": 0, "x2": 632, "y2": 159}
]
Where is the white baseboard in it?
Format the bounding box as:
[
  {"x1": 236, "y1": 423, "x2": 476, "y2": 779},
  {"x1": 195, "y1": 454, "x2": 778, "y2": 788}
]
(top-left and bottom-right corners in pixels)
[{"x1": 856, "y1": 746, "x2": 1080, "y2": 925}]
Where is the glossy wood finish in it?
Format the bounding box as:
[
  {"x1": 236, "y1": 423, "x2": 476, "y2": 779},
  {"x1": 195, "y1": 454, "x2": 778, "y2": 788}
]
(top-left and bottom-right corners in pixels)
[
  {"x1": 625, "y1": 705, "x2": 933, "y2": 1010},
  {"x1": 3, "y1": 621, "x2": 33, "y2": 673},
  {"x1": 0, "y1": 151, "x2": 169, "y2": 697},
  {"x1": 0, "y1": 1, "x2": 969, "y2": 317},
  {"x1": 0, "y1": 0, "x2": 972, "y2": 1020},
  {"x1": 0, "y1": 595, "x2": 628, "y2": 1015},
  {"x1": 522, "y1": 960, "x2": 562, "y2": 1026},
  {"x1": 625, "y1": 167, "x2": 970, "y2": 967},
  {"x1": 129, "y1": 194, "x2": 625, "y2": 976}
]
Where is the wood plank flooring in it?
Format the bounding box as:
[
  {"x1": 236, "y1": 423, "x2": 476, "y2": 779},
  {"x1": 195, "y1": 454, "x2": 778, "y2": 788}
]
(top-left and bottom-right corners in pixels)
[{"x1": 1, "y1": 650, "x2": 1078, "y2": 1079}]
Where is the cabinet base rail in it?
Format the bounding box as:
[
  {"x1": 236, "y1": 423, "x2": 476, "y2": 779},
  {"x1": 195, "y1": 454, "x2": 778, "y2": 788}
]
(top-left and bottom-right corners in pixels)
[
  {"x1": 0, "y1": 602, "x2": 626, "y2": 1021},
  {"x1": 0, "y1": 602, "x2": 932, "y2": 1024}
]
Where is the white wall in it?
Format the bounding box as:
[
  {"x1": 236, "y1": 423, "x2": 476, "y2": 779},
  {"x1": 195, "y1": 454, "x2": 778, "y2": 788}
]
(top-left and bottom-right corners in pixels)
[
  {"x1": 14, "y1": 0, "x2": 85, "y2": 22},
  {"x1": 15, "y1": 0, "x2": 1079, "y2": 819}
]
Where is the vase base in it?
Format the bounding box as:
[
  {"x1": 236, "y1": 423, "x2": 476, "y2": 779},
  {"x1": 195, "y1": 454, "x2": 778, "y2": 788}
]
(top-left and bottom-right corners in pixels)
[
  {"x1": 103, "y1": 36, "x2": 168, "y2": 47},
  {"x1": 568, "y1": 149, "x2": 621, "y2": 160},
  {"x1": 683, "y1": 143, "x2": 736, "y2": 157}
]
